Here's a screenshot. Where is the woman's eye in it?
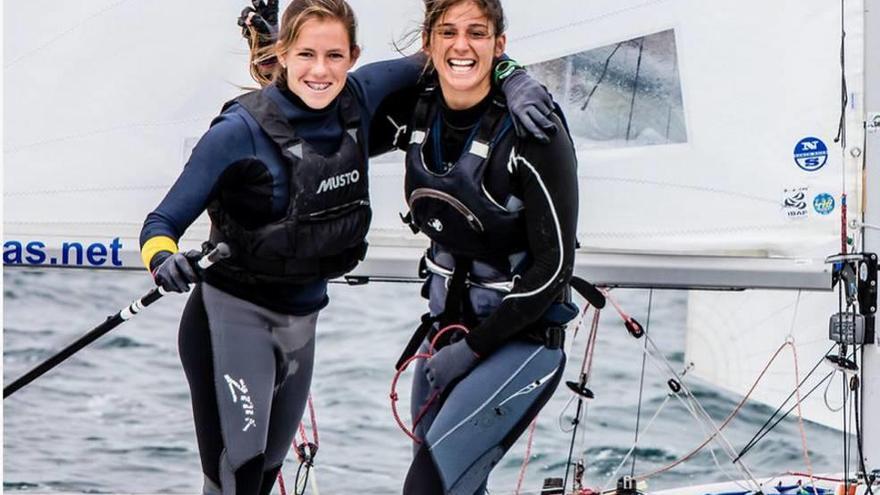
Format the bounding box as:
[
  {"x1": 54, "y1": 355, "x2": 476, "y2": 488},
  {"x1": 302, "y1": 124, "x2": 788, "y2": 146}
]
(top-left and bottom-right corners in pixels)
[
  {"x1": 438, "y1": 29, "x2": 457, "y2": 38},
  {"x1": 298, "y1": 52, "x2": 313, "y2": 58}
]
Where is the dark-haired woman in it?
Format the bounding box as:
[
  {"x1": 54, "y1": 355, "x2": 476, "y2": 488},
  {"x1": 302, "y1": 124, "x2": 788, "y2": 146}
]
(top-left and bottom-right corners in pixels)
[
  {"x1": 371, "y1": 0, "x2": 580, "y2": 493},
  {"x1": 139, "y1": 0, "x2": 556, "y2": 493}
]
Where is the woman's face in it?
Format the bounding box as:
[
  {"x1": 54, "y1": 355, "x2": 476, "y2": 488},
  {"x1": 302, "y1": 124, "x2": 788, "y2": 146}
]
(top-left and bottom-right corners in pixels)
[
  {"x1": 277, "y1": 18, "x2": 359, "y2": 110},
  {"x1": 424, "y1": 1, "x2": 505, "y2": 109}
]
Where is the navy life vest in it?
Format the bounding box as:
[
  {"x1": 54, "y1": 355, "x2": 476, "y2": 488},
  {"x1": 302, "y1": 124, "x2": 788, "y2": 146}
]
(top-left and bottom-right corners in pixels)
[
  {"x1": 403, "y1": 86, "x2": 526, "y2": 261},
  {"x1": 208, "y1": 86, "x2": 370, "y2": 284}
]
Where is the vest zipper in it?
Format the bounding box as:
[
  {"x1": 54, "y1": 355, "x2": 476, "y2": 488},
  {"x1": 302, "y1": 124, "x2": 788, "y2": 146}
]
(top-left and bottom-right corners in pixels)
[{"x1": 303, "y1": 199, "x2": 370, "y2": 221}]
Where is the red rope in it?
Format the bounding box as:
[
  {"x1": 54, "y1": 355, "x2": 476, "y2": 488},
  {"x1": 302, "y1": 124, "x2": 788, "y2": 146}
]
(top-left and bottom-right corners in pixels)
[
  {"x1": 278, "y1": 472, "x2": 288, "y2": 495},
  {"x1": 278, "y1": 394, "x2": 320, "y2": 495},
  {"x1": 787, "y1": 472, "x2": 847, "y2": 483},
  {"x1": 514, "y1": 418, "x2": 539, "y2": 494},
  {"x1": 391, "y1": 352, "x2": 434, "y2": 443},
  {"x1": 390, "y1": 324, "x2": 470, "y2": 443},
  {"x1": 306, "y1": 395, "x2": 319, "y2": 447}
]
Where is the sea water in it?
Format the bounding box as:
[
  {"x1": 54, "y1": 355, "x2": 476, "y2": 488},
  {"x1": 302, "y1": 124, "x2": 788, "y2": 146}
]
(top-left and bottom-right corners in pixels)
[{"x1": 3, "y1": 268, "x2": 846, "y2": 493}]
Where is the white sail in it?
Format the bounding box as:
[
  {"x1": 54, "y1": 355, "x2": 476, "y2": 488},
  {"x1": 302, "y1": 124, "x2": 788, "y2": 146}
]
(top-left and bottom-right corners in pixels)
[
  {"x1": 687, "y1": 289, "x2": 850, "y2": 431},
  {"x1": 684, "y1": 0, "x2": 871, "y2": 433},
  {"x1": 4, "y1": 0, "x2": 862, "y2": 291}
]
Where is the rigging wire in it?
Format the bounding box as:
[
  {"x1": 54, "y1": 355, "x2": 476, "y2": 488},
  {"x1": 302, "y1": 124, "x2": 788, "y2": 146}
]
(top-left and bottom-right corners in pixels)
[
  {"x1": 625, "y1": 37, "x2": 646, "y2": 142},
  {"x1": 735, "y1": 369, "x2": 835, "y2": 463},
  {"x1": 599, "y1": 395, "x2": 672, "y2": 493},
  {"x1": 629, "y1": 289, "x2": 653, "y2": 477},
  {"x1": 631, "y1": 339, "x2": 798, "y2": 485},
  {"x1": 638, "y1": 337, "x2": 762, "y2": 490},
  {"x1": 855, "y1": 346, "x2": 877, "y2": 494}
]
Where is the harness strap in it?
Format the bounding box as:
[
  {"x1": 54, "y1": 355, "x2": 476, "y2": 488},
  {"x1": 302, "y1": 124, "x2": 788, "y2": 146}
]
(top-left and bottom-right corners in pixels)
[
  {"x1": 395, "y1": 313, "x2": 437, "y2": 371},
  {"x1": 410, "y1": 85, "x2": 437, "y2": 137},
  {"x1": 394, "y1": 255, "x2": 476, "y2": 369},
  {"x1": 471, "y1": 95, "x2": 511, "y2": 153},
  {"x1": 439, "y1": 256, "x2": 475, "y2": 329}
]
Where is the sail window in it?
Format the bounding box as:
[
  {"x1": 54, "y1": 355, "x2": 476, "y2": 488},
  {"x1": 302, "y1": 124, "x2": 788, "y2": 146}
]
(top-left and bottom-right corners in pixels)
[{"x1": 527, "y1": 29, "x2": 687, "y2": 150}]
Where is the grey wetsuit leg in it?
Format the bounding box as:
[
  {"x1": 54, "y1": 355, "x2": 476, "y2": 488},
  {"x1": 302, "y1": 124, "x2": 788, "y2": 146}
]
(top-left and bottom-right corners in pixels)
[
  {"x1": 200, "y1": 283, "x2": 317, "y2": 495},
  {"x1": 405, "y1": 339, "x2": 565, "y2": 494}
]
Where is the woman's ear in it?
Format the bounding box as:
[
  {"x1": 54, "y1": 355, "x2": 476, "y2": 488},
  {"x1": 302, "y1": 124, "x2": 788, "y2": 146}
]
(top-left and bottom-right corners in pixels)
[
  {"x1": 421, "y1": 31, "x2": 430, "y2": 54},
  {"x1": 350, "y1": 45, "x2": 361, "y2": 67},
  {"x1": 494, "y1": 33, "x2": 506, "y2": 58},
  {"x1": 275, "y1": 41, "x2": 287, "y2": 69}
]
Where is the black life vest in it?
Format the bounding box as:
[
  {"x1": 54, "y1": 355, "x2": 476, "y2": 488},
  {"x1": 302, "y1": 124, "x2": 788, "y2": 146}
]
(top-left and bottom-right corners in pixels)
[
  {"x1": 208, "y1": 86, "x2": 370, "y2": 284},
  {"x1": 403, "y1": 86, "x2": 527, "y2": 260}
]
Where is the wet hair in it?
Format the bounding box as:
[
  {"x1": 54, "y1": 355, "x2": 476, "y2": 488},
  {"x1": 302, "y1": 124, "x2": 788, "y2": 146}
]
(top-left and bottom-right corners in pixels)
[
  {"x1": 396, "y1": 0, "x2": 506, "y2": 73},
  {"x1": 249, "y1": 0, "x2": 358, "y2": 87},
  {"x1": 422, "y1": 0, "x2": 505, "y2": 41}
]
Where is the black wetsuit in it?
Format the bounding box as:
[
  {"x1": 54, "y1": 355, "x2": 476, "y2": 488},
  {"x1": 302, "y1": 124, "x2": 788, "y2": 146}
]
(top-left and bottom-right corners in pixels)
[
  {"x1": 140, "y1": 56, "x2": 423, "y2": 495},
  {"x1": 373, "y1": 87, "x2": 580, "y2": 493}
]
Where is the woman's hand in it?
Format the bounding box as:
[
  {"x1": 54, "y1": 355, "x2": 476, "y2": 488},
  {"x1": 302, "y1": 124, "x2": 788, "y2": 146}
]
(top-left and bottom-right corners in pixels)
[
  {"x1": 151, "y1": 251, "x2": 202, "y2": 293},
  {"x1": 501, "y1": 70, "x2": 558, "y2": 144},
  {"x1": 424, "y1": 339, "x2": 480, "y2": 397},
  {"x1": 237, "y1": 0, "x2": 279, "y2": 42}
]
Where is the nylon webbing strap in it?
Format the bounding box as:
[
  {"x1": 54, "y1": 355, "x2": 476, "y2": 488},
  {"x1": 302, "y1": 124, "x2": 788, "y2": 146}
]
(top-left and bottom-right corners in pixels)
[
  {"x1": 395, "y1": 313, "x2": 437, "y2": 371},
  {"x1": 473, "y1": 96, "x2": 510, "y2": 150},
  {"x1": 410, "y1": 86, "x2": 436, "y2": 141},
  {"x1": 439, "y1": 256, "x2": 474, "y2": 330}
]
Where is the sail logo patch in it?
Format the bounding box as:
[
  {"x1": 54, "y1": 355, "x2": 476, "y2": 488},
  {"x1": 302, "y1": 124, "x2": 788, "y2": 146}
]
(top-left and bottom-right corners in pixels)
[
  {"x1": 782, "y1": 187, "x2": 809, "y2": 219},
  {"x1": 813, "y1": 193, "x2": 835, "y2": 215},
  {"x1": 316, "y1": 170, "x2": 360, "y2": 194},
  {"x1": 793, "y1": 137, "x2": 828, "y2": 172}
]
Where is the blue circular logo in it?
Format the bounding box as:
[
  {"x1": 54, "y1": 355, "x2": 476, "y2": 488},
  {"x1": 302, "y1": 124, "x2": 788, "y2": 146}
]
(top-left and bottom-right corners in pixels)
[
  {"x1": 794, "y1": 137, "x2": 828, "y2": 172},
  {"x1": 813, "y1": 193, "x2": 835, "y2": 215}
]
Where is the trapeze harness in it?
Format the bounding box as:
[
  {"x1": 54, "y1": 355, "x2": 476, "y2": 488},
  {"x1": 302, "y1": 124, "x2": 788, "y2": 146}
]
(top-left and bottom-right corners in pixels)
[
  {"x1": 207, "y1": 86, "x2": 371, "y2": 285},
  {"x1": 396, "y1": 86, "x2": 602, "y2": 367}
]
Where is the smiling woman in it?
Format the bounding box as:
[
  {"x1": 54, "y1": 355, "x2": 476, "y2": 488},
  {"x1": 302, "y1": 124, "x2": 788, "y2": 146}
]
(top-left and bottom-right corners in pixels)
[
  {"x1": 138, "y1": 1, "x2": 422, "y2": 493},
  {"x1": 425, "y1": 0, "x2": 506, "y2": 109},
  {"x1": 274, "y1": 3, "x2": 360, "y2": 109},
  {"x1": 346, "y1": 0, "x2": 587, "y2": 492}
]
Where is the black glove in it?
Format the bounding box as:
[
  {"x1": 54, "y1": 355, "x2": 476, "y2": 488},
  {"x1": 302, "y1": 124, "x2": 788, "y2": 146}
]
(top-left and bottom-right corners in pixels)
[
  {"x1": 423, "y1": 339, "x2": 480, "y2": 397},
  {"x1": 501, "y1": 69, "x2": 558, "y2": 144},
  {"x1": 237, "y1": 0, "x2": 279, "y2": 41},
  {"x1": 151, "y1": 250, "x2": 202, "y2": 293}
]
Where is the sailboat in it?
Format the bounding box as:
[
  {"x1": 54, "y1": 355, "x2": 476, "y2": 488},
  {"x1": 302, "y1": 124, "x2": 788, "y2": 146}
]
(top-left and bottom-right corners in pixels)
[{"x1": 4, "y1": 0, "x2": 878, "y2": 493}]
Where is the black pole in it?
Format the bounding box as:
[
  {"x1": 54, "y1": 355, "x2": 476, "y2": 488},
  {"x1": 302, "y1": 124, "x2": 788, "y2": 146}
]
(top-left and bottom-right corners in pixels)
[{"x1": 4, "y1": 243, "x2": 230, "y2": 399}]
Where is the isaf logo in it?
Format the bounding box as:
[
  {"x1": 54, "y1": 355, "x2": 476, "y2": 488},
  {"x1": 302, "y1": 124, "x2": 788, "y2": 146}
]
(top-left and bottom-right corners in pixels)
[
  {"x1": 316, "y1": 170, "x2": 360, "y2": 194},
  {"x1": 782, "y1": 187, "x2": 808, "y2": 219}
]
